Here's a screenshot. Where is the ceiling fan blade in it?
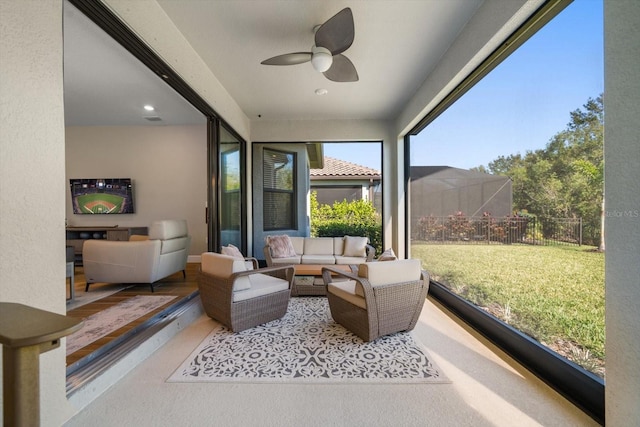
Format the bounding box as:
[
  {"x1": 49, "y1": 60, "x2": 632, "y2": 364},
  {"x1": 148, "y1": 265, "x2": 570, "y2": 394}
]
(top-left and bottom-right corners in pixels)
[
  {"x1": 261, "y1": 52, "x2": 312, "y2": 66},
  {"x1": 323, "y1": 54, "x2": 358, "y2": 82},
  {"x1": 315, "y1": 8, "x2": 354, "y2": 56}
]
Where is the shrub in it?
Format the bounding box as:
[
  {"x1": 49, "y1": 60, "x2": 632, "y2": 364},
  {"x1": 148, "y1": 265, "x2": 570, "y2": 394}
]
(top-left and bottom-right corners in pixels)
[
  {"x1": 415, "y1": 215, "x2": 445, "y2": 240},
  {"x1": 310, "y1": 192, "x2": 382, "y2": 254}
]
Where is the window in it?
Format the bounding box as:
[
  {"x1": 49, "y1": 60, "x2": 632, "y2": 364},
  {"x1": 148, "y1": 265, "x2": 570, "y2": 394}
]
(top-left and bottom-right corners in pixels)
[
  {"x1": 263, "y1": 149, "x2": 295, "y2": 230},
  {"x1": 406, "y1": 0, "x2": 604, "y2": 421}
]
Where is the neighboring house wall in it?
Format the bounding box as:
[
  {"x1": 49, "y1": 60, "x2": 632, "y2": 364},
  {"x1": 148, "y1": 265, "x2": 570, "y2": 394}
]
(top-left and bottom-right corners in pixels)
[
  {"x1": 312, "y1": 183, "x2": 369, "y2": 205},
  {"x1": 251, "y1": 143, "x2": 311, "y2": 259},
  {"x1": 65, "y1": 125, "x2": 208, "y2": 256},
  {"x1": 311, "y1": 157, "x2": 381, "y2": 208}
]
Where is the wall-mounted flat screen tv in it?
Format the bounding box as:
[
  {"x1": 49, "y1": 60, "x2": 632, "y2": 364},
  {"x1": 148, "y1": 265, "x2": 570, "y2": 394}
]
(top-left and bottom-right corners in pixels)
[{"x1": 70, "y1": 178, "x2": 135, "y2": 214}]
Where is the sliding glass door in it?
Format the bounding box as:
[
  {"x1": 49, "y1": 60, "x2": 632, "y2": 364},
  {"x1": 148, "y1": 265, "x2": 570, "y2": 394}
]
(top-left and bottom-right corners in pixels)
[{"x1": 218, "y1": 124, "x2": 246, "y2": 252}]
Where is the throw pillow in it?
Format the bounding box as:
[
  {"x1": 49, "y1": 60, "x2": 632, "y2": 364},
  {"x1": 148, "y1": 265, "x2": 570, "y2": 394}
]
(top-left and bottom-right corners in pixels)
[
  {"x1": 343, "y1": 235, "x2": 368, "y2": 257},
  {"x1": 377, "y1": 248, "x2": 397, "y2": 261},
  {"x1": 221, "y1": 244, "x2": 244, "y2": 259},
  {"x1": 267, "y1": 235, "x2": 297, "y2": 258}
]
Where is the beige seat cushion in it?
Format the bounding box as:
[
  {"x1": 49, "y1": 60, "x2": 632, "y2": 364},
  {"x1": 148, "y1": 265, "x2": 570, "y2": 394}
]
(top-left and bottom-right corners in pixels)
[
  {"x1": 201, "y1": 252, "x2": 251, "y2": 291},
  {"x1": 302, "y1": 254, "x2": 336, "y2": 264},
  {"x1": 357, "y1": 259, "x2": 422, "y2": 287},
  {"x1": 334, "y1": 255, "x2": 367, "y2": 265},
  {"x1": 220, "y1": 244, "x2": 254, "y2": 270},
  {"x1": 304, "y1": 237, "x2": 334, "y2": 255},
  {"x1": 333, "y1": 237, "x2": 345, "y2": 256},
  {"x1": 343, "y1": 235, "x2": 368, "y2": 257},
  {"x1": 288, "y1": 237, "x2": 305, "y2": 254},
  {"x1": 327, "y1": 280, "x2": 366, "y2": 309},
  {"x1": 271, "y1": 255, "x2": 301, "y2": 265}
]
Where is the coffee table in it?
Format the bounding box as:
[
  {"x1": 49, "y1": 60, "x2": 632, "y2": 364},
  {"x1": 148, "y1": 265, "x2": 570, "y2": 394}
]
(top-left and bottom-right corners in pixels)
[{"x1": 291, "y1": 264, "x2": 356, "y2": 297}]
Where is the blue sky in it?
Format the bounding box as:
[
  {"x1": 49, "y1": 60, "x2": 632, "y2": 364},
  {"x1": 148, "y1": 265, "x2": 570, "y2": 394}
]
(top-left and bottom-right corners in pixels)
[{"x1": 324, "y1": 0, "x2": 603, "y2": 172}]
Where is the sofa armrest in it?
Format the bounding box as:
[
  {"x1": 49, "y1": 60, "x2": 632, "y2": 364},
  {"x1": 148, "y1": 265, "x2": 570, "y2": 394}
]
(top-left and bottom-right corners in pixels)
[
  {"x1": 322, "y1": 266, "x2": 360, "y2": 285},
  {"x1": 245, "y1": 257, "x2": 259, "y2": 270},
  {"x1": 263, "y1": 245, "x2": 274, "y2": 266},
  {"x1": 421, "y1": 269, "x2": 430, "y2": 285},
  {"x1": 233, "y1": 264, "x2": 295, "y2": 286}
]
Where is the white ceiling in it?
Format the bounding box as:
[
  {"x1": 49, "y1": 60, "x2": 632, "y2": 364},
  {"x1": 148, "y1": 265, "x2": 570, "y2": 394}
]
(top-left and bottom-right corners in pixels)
[
  {"x1": 64, "y1": 0, "x2": 484, "y2": 126},
  {"x1": 63, "y1": 3, "x2": 205, "y2": 126}
]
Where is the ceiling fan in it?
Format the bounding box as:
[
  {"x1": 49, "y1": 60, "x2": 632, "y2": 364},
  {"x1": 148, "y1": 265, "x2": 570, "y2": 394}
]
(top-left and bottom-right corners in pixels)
[{"x1": 260, "y1": 7, "x2": 359, "y2": 82}]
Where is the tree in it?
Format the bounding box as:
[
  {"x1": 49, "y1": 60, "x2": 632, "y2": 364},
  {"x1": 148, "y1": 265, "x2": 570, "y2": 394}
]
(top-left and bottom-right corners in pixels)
[
  {"x1": 487, "y1": 154, "x2": 522, "y2": 176},
  {"x1": 481, "y1": 95, "x2": 604, "y2": 247},
  {"x1": 573, "y1": 159, "x2": 605, "y2": 251}
]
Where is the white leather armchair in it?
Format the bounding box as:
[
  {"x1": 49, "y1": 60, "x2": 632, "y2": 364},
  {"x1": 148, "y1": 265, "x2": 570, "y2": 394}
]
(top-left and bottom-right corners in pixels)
[{"x1": 83, "y1": 219, "x2": 191, "y2": 292}]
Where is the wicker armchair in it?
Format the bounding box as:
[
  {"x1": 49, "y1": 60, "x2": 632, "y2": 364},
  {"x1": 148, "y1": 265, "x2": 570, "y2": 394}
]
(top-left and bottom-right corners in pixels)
[
  {"x1": 198, "y1": 252, "x2": 294, "y2": 332},
  {"x1": 322, "y1": 259, "x2": 429, "y2": 342}
]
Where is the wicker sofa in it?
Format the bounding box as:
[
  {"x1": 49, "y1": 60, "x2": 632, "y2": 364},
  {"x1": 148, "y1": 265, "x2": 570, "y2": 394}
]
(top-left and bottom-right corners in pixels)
[
  {"x1": 263, "y1": 236, "x2": 375, "y2": 267},
  {"x1": 263, "y1": 235, "x2": 375, "y2": 296},
  {"x1": 322, "y1": 259, "x2": 429, "y2": 341}
]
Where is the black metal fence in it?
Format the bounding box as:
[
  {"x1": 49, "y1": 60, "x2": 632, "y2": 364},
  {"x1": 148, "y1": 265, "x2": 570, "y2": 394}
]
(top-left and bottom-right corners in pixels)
[{"x1": 413, "y1": 213, "x2": 583, "y2": 246}]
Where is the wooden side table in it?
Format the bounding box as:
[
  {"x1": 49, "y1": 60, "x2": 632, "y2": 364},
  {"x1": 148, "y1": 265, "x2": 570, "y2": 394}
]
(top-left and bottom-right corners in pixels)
[{"x1": 0, "y1": 303, "x2": 83, "y2": 427}]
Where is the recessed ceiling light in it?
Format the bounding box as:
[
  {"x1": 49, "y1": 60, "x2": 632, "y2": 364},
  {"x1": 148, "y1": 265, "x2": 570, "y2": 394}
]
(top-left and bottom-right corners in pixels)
[
  {"x1": 315, "y1": 88, "x2": 328, "y2": 96},
  {"x1": 144, "y1": 105, "x2": 155, "y2": 111}
]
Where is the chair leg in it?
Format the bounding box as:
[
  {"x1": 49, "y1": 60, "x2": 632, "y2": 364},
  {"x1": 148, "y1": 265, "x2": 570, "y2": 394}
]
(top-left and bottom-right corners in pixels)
[
  {"x1": 182, "y1": 269, "x2": 186, "y2": 279},
  {"x1": 149, "y1": 283, "x2": 155, "y2": 293},
  {"x1": 85, "y1": 282, "x2": 91, "y2": 292}
]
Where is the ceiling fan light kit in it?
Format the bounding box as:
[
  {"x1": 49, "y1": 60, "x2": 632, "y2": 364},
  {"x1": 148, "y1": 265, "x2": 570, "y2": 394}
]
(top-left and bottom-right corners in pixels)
[
  {"x1": 311, "y1": 46, "x2": 333, "y2": 72},
  {"x1": 261, "y1": 8, "x2": 358, "y2": 82}
]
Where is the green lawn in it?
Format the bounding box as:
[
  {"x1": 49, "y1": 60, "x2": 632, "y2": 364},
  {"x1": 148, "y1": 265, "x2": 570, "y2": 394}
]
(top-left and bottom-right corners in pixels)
[{"x1": 411, "y1": 243, "x2": 605, "y2": 375}]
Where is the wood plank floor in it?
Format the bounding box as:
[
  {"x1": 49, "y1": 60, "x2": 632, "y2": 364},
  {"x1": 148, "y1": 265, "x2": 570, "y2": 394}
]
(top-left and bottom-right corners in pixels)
[{"x1": 66, "y1": 263, "x2": 200, "y2": 367}]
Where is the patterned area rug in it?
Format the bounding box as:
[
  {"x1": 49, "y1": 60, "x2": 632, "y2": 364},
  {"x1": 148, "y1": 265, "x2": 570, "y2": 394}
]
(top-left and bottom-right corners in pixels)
[
  {"x1": 168, "y1": 297, "x2": 448, "y2": 383},
  {"x1": 67, "y1": 295, "x2": 176, "y2": 354},
  {"x1": 66, "y1": 284, "x2": 133, "y2": 311}
]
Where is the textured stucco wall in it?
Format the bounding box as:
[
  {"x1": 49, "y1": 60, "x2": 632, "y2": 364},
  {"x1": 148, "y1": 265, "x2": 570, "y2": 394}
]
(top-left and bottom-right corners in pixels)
[
  {"x1": 604, "y1": 1, "x2": 640, "y2": 425},
  {"x1": 0, "y1": 0, "x2": 76, "y2": 424}
]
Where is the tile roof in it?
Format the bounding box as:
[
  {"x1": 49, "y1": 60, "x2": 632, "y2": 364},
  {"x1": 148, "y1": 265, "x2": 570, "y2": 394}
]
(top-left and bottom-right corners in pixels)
[{"x1": 310, "y1": 157, "x2": 380, "y2": 178}]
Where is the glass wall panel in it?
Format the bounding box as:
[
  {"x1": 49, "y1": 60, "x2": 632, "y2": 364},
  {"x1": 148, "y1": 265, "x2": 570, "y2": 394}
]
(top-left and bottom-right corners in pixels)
[
  {"x1": 408, "y1": 0, "x2": 604, "y2": 377},
  {"x1": 220, "y1": 125, "x2": 243, "y2": 249}
]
